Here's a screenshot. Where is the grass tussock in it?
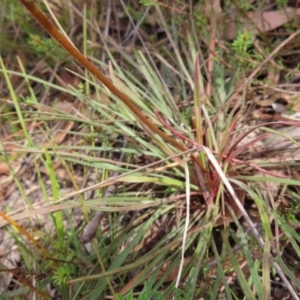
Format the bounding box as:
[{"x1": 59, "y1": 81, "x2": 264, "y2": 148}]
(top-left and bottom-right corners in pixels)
[{"x1": 1, "y1": 0, "x2": 300, "y2": 299}]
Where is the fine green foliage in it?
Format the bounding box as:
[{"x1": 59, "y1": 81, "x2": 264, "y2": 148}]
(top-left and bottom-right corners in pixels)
[{"x1": 232, "y1": 31, "x2": 254, "y2": 56}]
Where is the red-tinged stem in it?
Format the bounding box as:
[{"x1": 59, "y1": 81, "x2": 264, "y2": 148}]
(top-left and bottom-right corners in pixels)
[
  {"x1": 155, "y1": 111, "x2": 291, "y2": 178},
  {"x1": 18, "y1": 0, "x2": 208, "y2": 172},
  {"x1": 154, "y1": 110, "x2": 210, "y2": 197},
  {"x1": 154, "y1": 109, "x2": 207, "y2": 171}
]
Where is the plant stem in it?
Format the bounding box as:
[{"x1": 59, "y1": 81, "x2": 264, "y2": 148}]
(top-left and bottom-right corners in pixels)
[{"x1": 18, "y1": 0, "x2": 206, "y2": 183}]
